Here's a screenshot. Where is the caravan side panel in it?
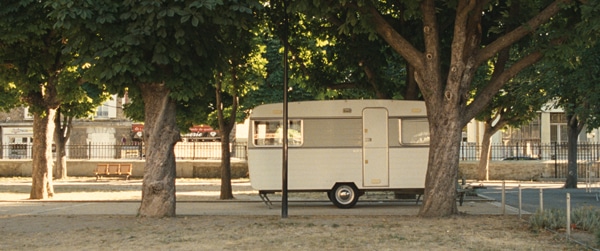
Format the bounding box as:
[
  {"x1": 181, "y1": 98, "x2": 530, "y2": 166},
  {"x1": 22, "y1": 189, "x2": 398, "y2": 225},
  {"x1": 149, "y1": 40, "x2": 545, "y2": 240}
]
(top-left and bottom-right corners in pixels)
[
  {"x1": 248, "y1": 99, "x2": 429, "y2": 193},
  {"x1": 248, "y1": 148, "x2": 363, "y2": 191}
]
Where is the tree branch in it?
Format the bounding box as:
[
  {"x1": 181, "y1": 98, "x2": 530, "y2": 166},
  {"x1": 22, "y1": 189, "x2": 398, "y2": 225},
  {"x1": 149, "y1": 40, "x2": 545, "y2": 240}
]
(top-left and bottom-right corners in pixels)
[
  {"x1": 475, "y1": 0, "x2": 567, "y2": 66},
  {"x1": 365, "y1": 6, "x2": 424, "y2": 72},
  {"x1": 463, "y1": 51, "x2": 543, "y2": 124}
]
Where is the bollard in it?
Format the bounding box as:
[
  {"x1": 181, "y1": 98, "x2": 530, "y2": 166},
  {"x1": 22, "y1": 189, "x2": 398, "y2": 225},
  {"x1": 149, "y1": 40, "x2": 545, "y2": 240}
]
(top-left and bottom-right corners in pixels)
[
  {"x1": 539, "y1": 188, "x2": 543, "y2": 212},
  {"x1": 518, "y1": 184, "x2": 522, "y2": 219},
  {"x1": 502, "y1": 181, "x2": 506, "y2": 215},
  {"x1": 566, "y1": 193, "x2": 571, "y2": 239}
]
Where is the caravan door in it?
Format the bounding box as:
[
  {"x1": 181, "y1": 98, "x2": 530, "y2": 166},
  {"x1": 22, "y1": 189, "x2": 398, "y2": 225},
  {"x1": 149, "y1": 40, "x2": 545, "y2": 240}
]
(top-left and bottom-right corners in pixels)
[{"x1": 362, "y1": 108, "x2": 389, "y2": 187}]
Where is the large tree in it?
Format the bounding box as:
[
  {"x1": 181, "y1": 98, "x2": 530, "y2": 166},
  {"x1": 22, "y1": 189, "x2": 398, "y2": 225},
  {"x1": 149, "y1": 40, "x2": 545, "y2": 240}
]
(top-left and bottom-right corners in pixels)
[
  {"x1": 0, "y1": 0, "x2": 82, "y2": 199},
  {"x1": 286, "y1": 1, "x2": 599, "y2": 216},
  {"x1": 542, "y1": 42, "x2": 600, "y2": 188},
  {"x1": 50, "y1": 0, "x2": 261, "y2": 217},
  {"x1": 211, "y1": 26, "x2": 263, "y2": 199},
  {"x1": 54, "y1": 82, "x2": 109, "y2": 179},
  {"x1": 474, "y1": 69, "x2": 548, "y2": 180}
]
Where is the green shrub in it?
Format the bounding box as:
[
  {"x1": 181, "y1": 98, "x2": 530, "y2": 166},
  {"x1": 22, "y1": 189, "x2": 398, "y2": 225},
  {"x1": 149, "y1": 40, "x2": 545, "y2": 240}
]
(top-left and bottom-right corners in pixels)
[
  {"x1": 571, "y1": 206, "x2": 600, "y2": 232},
  {"x1": 529, "y1": 206, "x2": 600, "y2": 246},
  {"x1": 529, "y1": 208, "x2": 566, "y2": 230}
]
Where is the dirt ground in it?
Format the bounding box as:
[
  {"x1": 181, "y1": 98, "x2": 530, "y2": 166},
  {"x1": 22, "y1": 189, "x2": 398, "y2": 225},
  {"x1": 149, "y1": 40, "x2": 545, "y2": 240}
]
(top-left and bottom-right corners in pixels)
[{"x1": 0, "y1": 177, "x2": 597, "y2": 250}]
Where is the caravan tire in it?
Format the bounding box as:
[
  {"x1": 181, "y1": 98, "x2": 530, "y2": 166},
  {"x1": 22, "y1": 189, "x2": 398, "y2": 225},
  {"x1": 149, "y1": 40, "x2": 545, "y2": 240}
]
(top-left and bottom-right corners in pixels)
[{"x1": 331, "y1": 184, "x2": 359, "y2": 209}]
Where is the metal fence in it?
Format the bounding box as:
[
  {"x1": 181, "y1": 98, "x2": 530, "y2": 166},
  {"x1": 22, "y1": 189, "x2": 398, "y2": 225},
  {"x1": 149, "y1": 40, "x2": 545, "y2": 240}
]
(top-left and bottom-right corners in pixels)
[
  {"x1": 1, "y1": 142, "x2": 248, "y2": 160},
  {"x1": 460, "y1": 142, "x2": 600, "y2": 179},
  {"x1": 459, "y1": 142, "x2": 600, "y2": 161}
]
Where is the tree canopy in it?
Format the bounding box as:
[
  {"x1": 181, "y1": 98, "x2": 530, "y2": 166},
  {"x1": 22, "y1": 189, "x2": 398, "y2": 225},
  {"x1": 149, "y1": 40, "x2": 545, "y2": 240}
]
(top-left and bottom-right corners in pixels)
[
  {"x1": 281, "y1": 0, "x2": 600, "y2": 217},
  {"x1": 49, "y1": 0, "x2": 262, "y2": 217}
]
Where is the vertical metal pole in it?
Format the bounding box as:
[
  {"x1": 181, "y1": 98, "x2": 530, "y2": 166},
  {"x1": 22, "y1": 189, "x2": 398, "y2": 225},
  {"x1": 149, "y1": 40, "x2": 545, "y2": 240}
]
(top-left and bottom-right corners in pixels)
[
  {"x1": 518, "y1": 184, "x2": 522, "y2": 219},
  {"x1": 566, "y1": 193, "x2": 571, "y2": 239},
  {"x1": 554, "y1": 142, "x2": 558, "y2": 178},
  {"x1": 539, "y1": 188, "x2": 543, "y2": 212},
  {"x1": 281, "y1": 0, "x2": 289, "y2": 219},
  {"x1": 501, "y1": 180, "x2": 506, "y2": 215}
]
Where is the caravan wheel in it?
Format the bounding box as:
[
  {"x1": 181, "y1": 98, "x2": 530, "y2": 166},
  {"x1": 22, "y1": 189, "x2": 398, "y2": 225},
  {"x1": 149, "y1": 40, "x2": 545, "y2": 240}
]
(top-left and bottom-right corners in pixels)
[{"x1": 331, "y1": 184, "x2": 359, "y2": 209}]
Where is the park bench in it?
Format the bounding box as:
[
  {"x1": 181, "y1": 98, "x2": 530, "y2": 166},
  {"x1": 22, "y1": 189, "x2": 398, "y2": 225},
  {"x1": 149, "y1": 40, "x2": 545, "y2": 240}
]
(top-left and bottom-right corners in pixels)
[
  {"x1": 94, "y1": 163, "x2": 133, "y2": 181},
  {"x1": 456, "y1": 178, "x2": 486, "y2": 206}
]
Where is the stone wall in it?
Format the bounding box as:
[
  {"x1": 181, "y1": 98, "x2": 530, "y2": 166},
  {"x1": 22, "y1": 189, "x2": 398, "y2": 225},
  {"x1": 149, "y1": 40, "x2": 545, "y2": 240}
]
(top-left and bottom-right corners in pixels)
[
  {"x1": 0, "y1": 160, "x2": 249, "y2": 179},
  {"x1": 0, "y1": 159, "x2": 571, "y2": 181},
  {"x1": 458, "y1": 161, "x2": 558, "y2": 181}
]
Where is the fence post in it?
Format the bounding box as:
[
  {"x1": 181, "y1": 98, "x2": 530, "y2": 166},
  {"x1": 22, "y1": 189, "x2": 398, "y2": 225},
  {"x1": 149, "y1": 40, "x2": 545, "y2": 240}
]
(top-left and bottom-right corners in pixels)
[
  {"x1": 566, "y1": 193, "x2": 571, "y2": 239},
  {"x1": 554, "y1": 142, "x2": 558, "y2": 178},
  {"x1": 501, "y1": 180, "x2": 506, "y2": 215},
  {"x1": 518, "y1": 184, "x2": 522, "y2": 219},
  {"x1": 539, "y1": 188, "x2": 543, "y2": 212}
]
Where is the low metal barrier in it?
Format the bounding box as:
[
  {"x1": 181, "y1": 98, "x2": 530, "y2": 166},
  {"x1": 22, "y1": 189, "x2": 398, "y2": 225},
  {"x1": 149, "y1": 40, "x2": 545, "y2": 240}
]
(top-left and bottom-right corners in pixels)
[{"x1": 0, "y1": 142, "x2": 248, "y2": 160}]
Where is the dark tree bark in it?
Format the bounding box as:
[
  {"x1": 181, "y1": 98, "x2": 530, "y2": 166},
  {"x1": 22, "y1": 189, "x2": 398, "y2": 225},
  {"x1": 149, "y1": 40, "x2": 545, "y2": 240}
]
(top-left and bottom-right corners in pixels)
[
  {"x1": 219, "y1": 132, "x2": 234, "y2": 199},
  {"x1": 404, "y1": 64, "x2": 419, "y2": 100},
  {"x1": 363, "y1": 0, "x2": 561, "y2": 217},
  {"x1": 54, "y1": 108, "x2": 72, "y2": 180},
  {"x1": 215, "y1": 73, "x2": 238, "y2": 200},
  {"x1": 138, "y1": 83, "x2": 180, "y2": 217},
  {"x1": 564, "y1": 114, "x2": 583, "y2": 188}
]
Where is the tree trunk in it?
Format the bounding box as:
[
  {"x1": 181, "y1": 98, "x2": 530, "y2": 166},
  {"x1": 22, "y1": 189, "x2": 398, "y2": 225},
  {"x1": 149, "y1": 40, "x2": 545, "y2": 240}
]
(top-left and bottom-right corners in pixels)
[
  {"x1": 477, "y1": 130, "x2": 493, "y2": 181},
  {"x1": 219, "y1": 134, "x2": 233, "y2": 199},
  {"x1": 564, "y1": 116, "x2": 580, "y2": 188},
  {"x1": 138, "y1": 83, "x2": 180, "y2": 217},
  {"x1": 30, "y1": 108, "x2": 57, "y2": 199},
  {"x1": 418, "y1": 109, "x2": 463, "y2": 217},
  {"x1": 215, "y1": 72, "x2": 237, "y2": 200},
  {"x1": 404, "y1": 64, "x2": 419, "y2": 100},
  {"x1": 54, "y1": 109, "x2": 71, "y2": 180}
]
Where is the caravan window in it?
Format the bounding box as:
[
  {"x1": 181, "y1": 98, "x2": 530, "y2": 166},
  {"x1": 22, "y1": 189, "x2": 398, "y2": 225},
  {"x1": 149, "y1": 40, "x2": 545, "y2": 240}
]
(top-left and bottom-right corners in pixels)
[
  {"x1": 253, "y1": 120, "x2": 303, "y2": 146},
  {"x1": 399, "y1": 118, "x2": 430, "y2": 145}
]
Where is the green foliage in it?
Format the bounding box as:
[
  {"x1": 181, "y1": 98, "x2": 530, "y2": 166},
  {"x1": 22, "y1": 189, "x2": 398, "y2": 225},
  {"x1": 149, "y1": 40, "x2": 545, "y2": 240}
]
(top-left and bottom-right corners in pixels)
[
  {"x1": 529, "y1": 208, "x2": 567, "y2": 231},
  {"x1": 0, "y1": 83, "x2": 21, "y2": 112},
  {"x1": 530, "y1": 206, "x2": 600, "y2": 245},
  {"x1": 571, "y1": 206, "x2": 600, "y2": 232},
  {"x1": 0, "y1": 0, "x2": 103, "y2": 118},
  {"x1": 541, "y1": 41, "x2": 600, "y2": 132},
  {"x1": 49, "y1": 0, "x2": 262, "y2": 100},
  {"x1": 264, "y1": 2, "x2": 419, "y2": 101},
  {"x1": 243, "y1": 37, "x2": 316, "y2": 109},
  {"x1": 530, "y1": 206, "x2": 600, "y2": 247}
]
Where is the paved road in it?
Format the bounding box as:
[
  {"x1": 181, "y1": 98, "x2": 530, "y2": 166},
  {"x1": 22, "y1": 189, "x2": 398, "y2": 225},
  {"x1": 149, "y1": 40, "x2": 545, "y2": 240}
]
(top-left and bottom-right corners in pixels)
[{"x1": 477, "y1": 181, "x2": 600, "y2": 213}]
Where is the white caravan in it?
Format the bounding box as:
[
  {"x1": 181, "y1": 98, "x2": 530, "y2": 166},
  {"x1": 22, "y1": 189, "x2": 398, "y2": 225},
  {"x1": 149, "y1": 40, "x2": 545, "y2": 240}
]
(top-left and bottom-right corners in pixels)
[{"x1": 247, "y1": 100, "x2": 429, "y2": 208}]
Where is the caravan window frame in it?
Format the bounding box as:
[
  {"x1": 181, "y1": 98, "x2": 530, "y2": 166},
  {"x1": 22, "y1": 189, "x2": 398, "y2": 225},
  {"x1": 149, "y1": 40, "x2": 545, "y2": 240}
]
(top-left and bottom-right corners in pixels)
[
  {"x1": 399, "y1": 118, "x2": 430, "y2": 145},
  {"x1": 252, "y1": 119, "x2": 303, "y2": 147}
]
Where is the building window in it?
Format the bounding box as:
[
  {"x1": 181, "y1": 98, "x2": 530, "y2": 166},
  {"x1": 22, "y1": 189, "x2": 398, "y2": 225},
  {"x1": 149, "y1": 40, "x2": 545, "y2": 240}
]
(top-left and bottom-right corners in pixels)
[
  {"x1": 502, "y1": 114, "x2": 541, "y2": 144},
  {"x1": 23, "y1": 107, "x2": 33, "y2": 120},
  {"x1": 550, "y1": 113, "x2": 567, "y2": 143},
  {"x1": 94, "y1": 95, "x2": 117, "y2": 119},
  {"x1": 96, "y1": 105, "x2": 109, "y2": 118}
]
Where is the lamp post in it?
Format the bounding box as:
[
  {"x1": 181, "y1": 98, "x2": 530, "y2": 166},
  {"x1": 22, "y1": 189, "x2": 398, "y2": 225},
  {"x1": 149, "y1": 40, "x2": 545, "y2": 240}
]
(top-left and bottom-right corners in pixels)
[{"x1": 281, "y1": 0, "x2": 289, "y2": 219}]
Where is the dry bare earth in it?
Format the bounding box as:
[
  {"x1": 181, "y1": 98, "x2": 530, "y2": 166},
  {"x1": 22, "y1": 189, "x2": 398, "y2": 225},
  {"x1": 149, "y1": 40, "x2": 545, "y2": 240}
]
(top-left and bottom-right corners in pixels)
[
  {"x1": 0, "y1": 178, "x2": 595, "y2": 250},
  {"x1": 0, "y1": 215, "x2": 591, "y2": 251}
]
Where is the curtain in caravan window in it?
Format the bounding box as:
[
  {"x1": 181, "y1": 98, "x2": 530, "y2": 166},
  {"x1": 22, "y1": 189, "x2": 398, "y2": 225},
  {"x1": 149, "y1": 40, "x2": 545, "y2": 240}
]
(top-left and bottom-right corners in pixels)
[
  {"x1": 399, "y1": 118, "x2": 430, "y2": 145},
  {"x1": 252, "y1": 120, "x2": 302, "y2": 146}
]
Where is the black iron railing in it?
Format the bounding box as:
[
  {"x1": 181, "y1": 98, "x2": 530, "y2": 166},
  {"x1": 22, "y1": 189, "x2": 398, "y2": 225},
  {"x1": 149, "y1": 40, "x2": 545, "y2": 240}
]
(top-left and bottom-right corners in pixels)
[
  {"x1": 459, "y1": 142, "x2": 600, "y2": 161},
  {"x1": 0, "y1": 142, "x2": 248, "y2": 160}
]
